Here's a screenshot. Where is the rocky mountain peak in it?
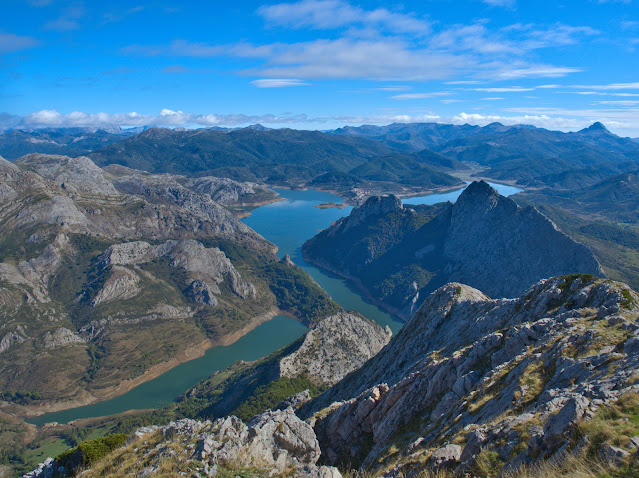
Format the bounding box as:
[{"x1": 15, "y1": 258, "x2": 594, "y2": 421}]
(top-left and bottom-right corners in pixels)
[
  {"x1": 351, "y1": 194, "x2": 402, "y2": 223},
  {"x1": 15, "y1": 153, "x2": 119, "y2": 195},
  {"x1": 0, "y1": 155, "x2": 19, "y2": 172},
  {"x1": 579, "y1": 121, "x2": 611, "y2": 134},
  {"x1": 329, "y1": 194, "x2": 403, "y2": 235},
  {"x1": 360, "y1": 194, "x2": 403, "y2": 214},
  {"x1": 452, "y1": 180, "x2": 515, "y2": 216}
]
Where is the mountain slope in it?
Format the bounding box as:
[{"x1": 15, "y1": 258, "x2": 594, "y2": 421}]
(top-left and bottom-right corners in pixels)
[
  {"x1": 0, "y1": 154, "x2": 338, "y2": 414},
  {"x1": 88, "y1": 127, "x2": 393, "y2": 181},
  {"x1": 28, "y1": 277, "x2": 639, "y2": 478},
  {"x1": 518, "y1": 172, "x2": 639, "y2": 224},
  {"x1": 304, "y1": 276, "x2": 639, "y2": 475},
  {"x1": 86, "y1": 127, "x2": 466, "y2": 198},
  {"x1": 303, "y1": 181, "x2": 603, "y2": 319}
]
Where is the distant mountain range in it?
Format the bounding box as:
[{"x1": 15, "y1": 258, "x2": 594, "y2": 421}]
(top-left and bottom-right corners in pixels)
[{"x1": 2, "y1": 121, "x2": 639, "y2": 199}]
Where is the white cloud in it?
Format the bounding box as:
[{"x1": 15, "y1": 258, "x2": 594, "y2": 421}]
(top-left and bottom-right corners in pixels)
[
  {"x1": 0, "y1": 32, "x2": 39, "y2": 53},
  {"x1": 258, "y1": 0, "x2": 430, "y2": 35},
  {"x1": 8, "y1": 107, "x2": 639, "y2": 136},
  {"x1": 470, "y1": 87, "x2": 535, "y2": 92},
  {"x1": 574, "y1": 91, "x2": 639, "y2": 96},
  {"x1": 391, "y1": 92, "x2": 453, "y2": 100},
  {"x1": 162, "y1": 65, "x2": 191, "y2": 74},
  {"x1": 243, "y1": 38, "x2": 470, "y2": 81},
  {"x1": 15, "y1": 109, "x2": 320, "y2": 129},
  {"x1": 251, "y1": 78, "x2": 309, "y2": 88},
  {"x1": 481, "y1": 0, "x2": 515, "y2": 7},
  {"x1": 120, "y1": 4, "x2": 591, "y2": 83},
  {"x1": 594, "y1": 100, "x2": 639, "y2": 106},
  {"x1": 573, "y1": 82, "x2": 639, "y2": 90},
  {"x1": 491, "y1": 65, "x2": 582, "y2": 79},
  {"x1": 44, "y1": 5, "x2": 86, "y2": 32}
]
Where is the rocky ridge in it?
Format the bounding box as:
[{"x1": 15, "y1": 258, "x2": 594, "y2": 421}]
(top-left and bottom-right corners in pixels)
[{"x1": 303, "y1": 276, "x2": 639, "y2": 475}]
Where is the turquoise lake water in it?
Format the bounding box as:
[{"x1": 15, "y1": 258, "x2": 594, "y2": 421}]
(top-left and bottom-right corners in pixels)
[{"x1": 30, "y1": 182, "x2": 521, "y2": 425}]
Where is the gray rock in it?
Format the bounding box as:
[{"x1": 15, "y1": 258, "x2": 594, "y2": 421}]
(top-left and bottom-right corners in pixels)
[
  {"x1": 275, "y1": 390, "x2": 312, "y2": 411},
  {"x1": 305, "y1": 277, "x2": 639, "y2": 474},
  {"x1": 601, "y1": 445, "x2": 630, "y2": 466},
  {"x1": 428, "y1": 444, "x2": 462, "y2": 469},
  {"x1": 91, "y1": 266, "x2": 140, "y2": 306},
  {"x1": 15, "y1": 154, "x2": 119, "y2": 196},
  {"x1": 280, "y1": 312, "x2": 391, "y2": 385}
]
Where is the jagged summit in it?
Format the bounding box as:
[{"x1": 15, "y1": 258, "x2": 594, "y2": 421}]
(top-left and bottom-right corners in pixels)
[
  {"x1": 452, "y1": 180, "x2": 512, "y2": 214},
  {"x1": 579, "y1": 121, "x2": 611, "y2": 134},
  {"x1": 359, "y1": 194, "x2": 403, "y2": 214},
  {"x1": 246, "y1": 123, "x2": 270, "y2": 131},
  {"x1": 328, "y1": 194, "x2": 402, "y2": 235}
]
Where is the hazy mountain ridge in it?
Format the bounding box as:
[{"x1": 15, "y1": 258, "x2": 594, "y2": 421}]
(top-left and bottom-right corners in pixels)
[
  {"x1": 0, "y1": 128, "x2": 138, "y2": 160},
  {"x1": 332, "y1": 121, "x2": 639, "y2": 190},
  {"x1": 85, "y1": 127, "x2": 465, "y2": 198}
]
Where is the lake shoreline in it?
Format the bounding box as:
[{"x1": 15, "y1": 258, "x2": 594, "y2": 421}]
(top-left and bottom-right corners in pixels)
[
  {"x1": 19, "y1": 306, "x2": 288, "y2": 420},
  {"x1": 302, "y1": 252, "x2": 409, "y2": 322}
]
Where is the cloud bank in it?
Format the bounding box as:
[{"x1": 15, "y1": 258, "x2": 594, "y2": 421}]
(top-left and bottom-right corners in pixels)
[{"x1": 4, "y1": 108, "x2": 639, "y2": 136}]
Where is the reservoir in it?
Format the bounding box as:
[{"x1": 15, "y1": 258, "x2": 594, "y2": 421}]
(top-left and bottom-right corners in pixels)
[{"x1": 30, "y1": 182, "x2": 521, "y2": 424}]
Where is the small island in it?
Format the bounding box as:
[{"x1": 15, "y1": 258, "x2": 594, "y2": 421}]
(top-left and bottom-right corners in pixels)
[{"x1": 314, "y1": 201, "x2": 348, "y2": 209}]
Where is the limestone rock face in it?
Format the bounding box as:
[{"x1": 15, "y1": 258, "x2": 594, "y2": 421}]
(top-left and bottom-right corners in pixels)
[
  {"x1": 28, "y1": 413, "x2": 341, "y2": 478},
  {"x1": 185, "y1": 176, "x2": 275, "y2": 205},
  {"x1": 105, "y1": 167, "x2": 270, "y2": 249},
  {"x1": 443, "y1": 181, "x2": 604, "y2": 299},
  {"x1": 280, "y1": 312, "x2": 391, "y2": 386},
  {"x1": 305, "y1": 276, "x2": 639, "y2": 474},
  {"x1": 0, "y1": 154, "x2": 276, "y2": 409},
  {"x1": 15, "y1": 154, "x2": 119, "y2": 195},
  {"x1": 43, "y1": 327, "x2": 86, "y2": 349},
  {"x1": 327, "y1": 194, "x2": 402, "y2": 236},
  {"x1": 95, "y1": 239, "x2": 256, "y2": 304},
  {"x1": 91, "y1": 266, "x2": 141, "y2": 306}
]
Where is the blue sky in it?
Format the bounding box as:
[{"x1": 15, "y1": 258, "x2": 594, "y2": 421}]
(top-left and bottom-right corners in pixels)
[{"x1": 1, "y1": 0, "x2": 639, "y2": 135}]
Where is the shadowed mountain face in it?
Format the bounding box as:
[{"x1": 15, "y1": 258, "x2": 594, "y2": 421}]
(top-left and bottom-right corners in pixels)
[{"x1": 303, "y1": 181, "x2": 603, "y2": 319}]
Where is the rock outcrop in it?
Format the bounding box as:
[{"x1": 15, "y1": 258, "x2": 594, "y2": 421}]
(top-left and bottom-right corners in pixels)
[
  {"x1": 28, "y1": 411, "x2": 342, "y2": 478},
  {"x1": 303, "y1": 181, "x2": 603, "y2": 319},
  {"x1": 280, "y1": 312, "x2": 391, "y2": 386},
  {"x1": 15, "y1": 154, "x2": 119, "y2": 196},
  {"x1": 303, "y1": 276, "x2": 639, "y2": 475},
  {"x1": 331, "y1": 194, "x2": 403, "y2": 235}
]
